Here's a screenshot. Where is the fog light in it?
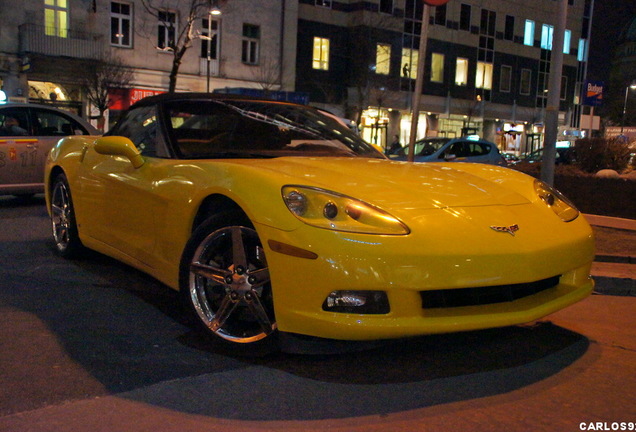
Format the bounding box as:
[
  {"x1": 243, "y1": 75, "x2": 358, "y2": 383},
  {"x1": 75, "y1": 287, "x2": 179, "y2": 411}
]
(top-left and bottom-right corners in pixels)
[{"x1": 322, "y1": 290, "x2": 390, "y2": 314}]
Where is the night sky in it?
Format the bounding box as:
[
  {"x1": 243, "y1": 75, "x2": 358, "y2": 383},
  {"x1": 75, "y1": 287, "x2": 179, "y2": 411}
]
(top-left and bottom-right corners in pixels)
[{"x1": 587, "y1": 0, "x2": 636, "y2": 83}]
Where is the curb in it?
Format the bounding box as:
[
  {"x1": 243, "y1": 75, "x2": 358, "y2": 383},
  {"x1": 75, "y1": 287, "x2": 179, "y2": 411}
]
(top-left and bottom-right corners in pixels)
[
  {"x1": 593, "y1": 277, "x2": 636, "y2": 297},
  {"x1": 584, "y1": 214, "x2": 636, "y2": 231},
  {"x1": 595, "y1": 254, "x2": 636, "y2": 264},
  {"x1": 584, "y1": 214, "x2": 635, "y2": 296}
]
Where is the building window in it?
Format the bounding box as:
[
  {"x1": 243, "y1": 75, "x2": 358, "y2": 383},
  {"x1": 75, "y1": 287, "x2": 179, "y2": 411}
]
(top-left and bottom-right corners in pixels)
[
  {"x1": 524, "y1": 19, "x2": 535, "y2": 46},
  {"x1": 157, "y1": 10, "x2": 176, "y2": 50},
  {"x1": 200, "y1": 18, "x2": 219, "y2": 59},
  {"x1": 401, "y1": 48, "x2": 418, "y2": 79},
  {"x1": 379, "y1": 0, "x2": 393, "y2": 15},
  {"x1": 504, "y1": 15, "x2": 514, "y2": 41},
  {"x1": 578, "y1": 38, "x2": 588, "y2": 62},
  {"x1": 431, "y1": 53, "x2": 444, "y2": 83},
  {"x1": 111, "y1": 2, "x2": 132, "y2": 48},
  {"x1": 480, "y1": 9, "x2": 496, "y2": 37},
  {"x1": 455, "y1": 58, "x2": 468, "y2": 86},
  {"x1": 563, "y1": 29, "x2": 571, "y2": 54},
  {"x1": 44, "y1": 0, "x2": 68, "y2": 38},
  {"x1": 476, "y1": 61, "x2": 493, "y2": 90},
  {"x1": 541, "y1": 24, "x2": 553, "y2": 50},
  {"x1": 561, "y1": 76, "x2": 568, "y2": 100},
  {"x1": 315, "y1": 0, "x2": 331, "y2": 8},
  {"x1": 520, "y1": 69, "x2": 532, "y2": 95},
  {"x1": 435, "y1": 4, "x2": 447, "y2": 26},
  {"x1": 500, "y1": 65, "x2": 512, "y2": 92},
  {"x1": 312, "y1": 37, "x2": 330, "y2": 70},
  {"x1": 375, "y1": 43, "x2": 391, "y2": 75},
  {"x1": 460, "y1": 4, "x2": 471, "y2": 31},
  {"x1": 242, "y1": 24, "x2": 260, "y2": 65}
]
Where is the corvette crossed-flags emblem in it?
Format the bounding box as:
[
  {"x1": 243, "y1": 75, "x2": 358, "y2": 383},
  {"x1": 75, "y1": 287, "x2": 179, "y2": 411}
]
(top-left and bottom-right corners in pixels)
[{"x1": 490, "y1": 224, "x2": 520, "y2": 236}]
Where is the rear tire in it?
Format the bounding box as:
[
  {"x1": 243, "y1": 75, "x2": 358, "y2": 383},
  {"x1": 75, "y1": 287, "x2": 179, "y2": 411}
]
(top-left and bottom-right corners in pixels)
[
  {"x1": 50, "y1": 173, "x2": 84, "y2": 258},
  {"x1": 179, "y1": 211, "x2": 279, "y2": 354}
]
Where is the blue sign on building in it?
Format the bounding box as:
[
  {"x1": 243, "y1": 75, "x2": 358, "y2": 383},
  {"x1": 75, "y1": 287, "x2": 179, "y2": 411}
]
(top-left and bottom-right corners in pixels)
[{"x1": 582, "y1": 81, "x2": 604, "y2": 107}]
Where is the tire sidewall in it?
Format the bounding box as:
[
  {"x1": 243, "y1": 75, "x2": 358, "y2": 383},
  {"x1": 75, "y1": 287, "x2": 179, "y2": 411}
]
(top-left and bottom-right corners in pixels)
[{"x1": 178, "y1": 211, "x2": 279, "y2": 354}]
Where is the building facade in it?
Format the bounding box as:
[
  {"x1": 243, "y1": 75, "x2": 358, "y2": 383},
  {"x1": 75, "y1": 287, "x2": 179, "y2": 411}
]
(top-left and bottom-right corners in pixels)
[
  {"x1": 295, "y1": 0, "x2": 593, "y2": 154},
  {"x1": 0, "y1": 0, "x2": 298, "y2": 128},
  {"x1": 0, "y1": 0, "x2": 594, "y2": 151}
]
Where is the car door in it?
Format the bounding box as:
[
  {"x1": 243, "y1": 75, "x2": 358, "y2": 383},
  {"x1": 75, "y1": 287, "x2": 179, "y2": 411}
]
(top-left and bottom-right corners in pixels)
[
  {"x1": 74, "y1": 105, "x2": 162, "y2": 266},
  {"x1": 0, "y1": 107, "x2": 37, "y2": 192}
]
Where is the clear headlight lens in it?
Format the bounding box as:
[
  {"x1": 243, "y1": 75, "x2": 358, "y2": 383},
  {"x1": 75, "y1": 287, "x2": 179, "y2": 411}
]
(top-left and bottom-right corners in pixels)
[
  {"x1": 282, "y1": 186, "x2": 409, "y2": 235},
  {"x1": 534, "y1": 179, "x2": 579, "y2": 222}
]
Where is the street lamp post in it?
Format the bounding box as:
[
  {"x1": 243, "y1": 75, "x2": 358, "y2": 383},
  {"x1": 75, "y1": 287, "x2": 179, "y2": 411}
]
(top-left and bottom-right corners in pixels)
[
  {"x1": 621, "y1": 80, "x2": 636, "y2": 135},
  {"x1": 206, "y1": 3, "x2": 221, "y2": 93}
]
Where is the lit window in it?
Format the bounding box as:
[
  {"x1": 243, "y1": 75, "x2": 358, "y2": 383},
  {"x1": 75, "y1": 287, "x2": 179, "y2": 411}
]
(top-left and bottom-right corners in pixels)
[
  {"x1": 524, "y1": 19, "x2": 535, "y2": 46},
  {"x1": 541, "y1": 24, "x2": 553, "y2": 50},
  {"x1": 563, "y1": 30, "x2": 571, "y2": 54},
  {"x1": 476, "y1": 61, "x2": 493, "y2": 90},
  {"x1": 500, "y1": 65, "x2": 512, "y2": 92},
  {"x1": 44, "y1": 0, "x2": 68, "y2": 38},
  {"x1": 242, "y1": 24, "x2": 260, "y2": 65},
  {"x1": 431, "y1": 53, "x2": 444, "y2": 83},
  {"x1": 401, "y1": 48, "x2": 418, "y2": 79},
  {"x1": 158, "y1": 10, "x2": 176, "y2": 50},
  {"x1": 455, "y1": 58, "x2": 468, "y2": 86},
  {"x1": 315, "y1": 0, "x2": 331, "y2": 7},
  {"x1": 578, "y1": 38, "x2": 588, "y2": 62},
  {"x1": 312, "y1": 37, "x2": 330, "y2": 70},
  {"x1": 111, "y1": 2, "x2": 132, "y2": 48},
  {"x1": 375, "y1": 43, "x2": 391, "y2": 75}
]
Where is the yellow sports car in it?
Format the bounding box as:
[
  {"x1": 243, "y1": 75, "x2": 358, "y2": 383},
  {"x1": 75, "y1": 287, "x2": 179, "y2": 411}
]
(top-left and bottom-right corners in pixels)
[{"x1": 44, "y1": 93, "x2": 595, "y2": 352}]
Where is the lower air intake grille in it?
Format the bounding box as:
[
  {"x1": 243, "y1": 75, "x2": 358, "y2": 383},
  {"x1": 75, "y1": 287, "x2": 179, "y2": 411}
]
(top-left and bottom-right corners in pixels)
[{"x1": 420, "y1": 276, "x2": 560, "y2": 309}]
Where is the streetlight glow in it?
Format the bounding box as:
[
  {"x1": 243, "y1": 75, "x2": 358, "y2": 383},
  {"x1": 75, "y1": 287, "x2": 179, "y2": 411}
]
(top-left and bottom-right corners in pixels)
[{"x1": 621, "y1": 79, "x2": 636, "y2": 134}]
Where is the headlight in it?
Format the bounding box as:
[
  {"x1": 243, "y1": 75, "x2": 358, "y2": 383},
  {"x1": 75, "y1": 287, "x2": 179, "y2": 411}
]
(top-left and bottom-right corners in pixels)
[
  {"x1": 534, "y1": 179, "x2": 579, "y2": 222},
  {"x1": 282, "y1": 185, "x2": 409, "y2": 235}
]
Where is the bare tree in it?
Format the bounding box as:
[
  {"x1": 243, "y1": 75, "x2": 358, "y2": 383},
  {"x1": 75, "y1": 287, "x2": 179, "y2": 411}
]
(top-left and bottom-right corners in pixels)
[
  {"x1": 251, "y1": 55, "x2": 281, "y2": 94},
  {"x1": 140, "y1": 0, "x2": 225, "y2": 93},
  {"x1": 78, "y1": 52, "x2": 134, "y2": 131}
]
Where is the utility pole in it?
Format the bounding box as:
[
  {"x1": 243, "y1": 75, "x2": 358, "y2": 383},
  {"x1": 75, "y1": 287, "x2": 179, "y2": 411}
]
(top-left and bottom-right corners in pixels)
[{"x1": 541, "y1": 0, "x2": 568, "y2": 186}]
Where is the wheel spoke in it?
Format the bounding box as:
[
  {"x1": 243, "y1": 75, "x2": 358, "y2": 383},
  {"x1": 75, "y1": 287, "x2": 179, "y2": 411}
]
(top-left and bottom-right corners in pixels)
[
  {"x1": 210, "y1": 292, "x2": 240, "y2": 332},
  {"x1": 230, "y1": 226, "x2": 248, "y2": 270},
  {"x1": 244, "y1": 290, "x2": 274, "y2": 335},
  {"x1": 247, "y1": 267, "x2": 270, "y2": 288},
  {"x1": 190, "y1": 261, "x2": 230, "y2": 285}
]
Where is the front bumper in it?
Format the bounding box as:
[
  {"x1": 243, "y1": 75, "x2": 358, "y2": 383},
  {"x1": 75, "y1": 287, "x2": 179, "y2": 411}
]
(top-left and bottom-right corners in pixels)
[{"x1": 257, "y1": 204, "x2": 595, "y2": 341}]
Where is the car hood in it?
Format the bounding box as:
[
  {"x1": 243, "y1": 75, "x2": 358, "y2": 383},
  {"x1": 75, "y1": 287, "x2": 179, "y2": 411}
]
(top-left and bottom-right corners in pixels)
[{"x1": 241, "y1": 157, "x2": 530, "y2": 211}]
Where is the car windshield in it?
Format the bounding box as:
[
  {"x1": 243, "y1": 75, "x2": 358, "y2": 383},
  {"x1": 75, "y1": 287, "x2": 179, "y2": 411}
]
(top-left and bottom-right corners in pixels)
[{"x1": 164, "y1": 99, "x2": 384, "y2": 159}]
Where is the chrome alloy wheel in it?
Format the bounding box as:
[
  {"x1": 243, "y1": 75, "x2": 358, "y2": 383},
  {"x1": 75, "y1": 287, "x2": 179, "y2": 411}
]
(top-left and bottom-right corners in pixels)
[
  {"x1": 188, "y1": 225, "x2": 275, "y2": 343},
  {"x1": 50, "y1": 178, "x2": 73, "y2": 253}
]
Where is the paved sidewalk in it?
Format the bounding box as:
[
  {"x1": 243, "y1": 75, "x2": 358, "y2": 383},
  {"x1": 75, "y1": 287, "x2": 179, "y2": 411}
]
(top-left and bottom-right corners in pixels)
[{"x1": 584, "y1": 214, "x2": 635, "y2": 296}]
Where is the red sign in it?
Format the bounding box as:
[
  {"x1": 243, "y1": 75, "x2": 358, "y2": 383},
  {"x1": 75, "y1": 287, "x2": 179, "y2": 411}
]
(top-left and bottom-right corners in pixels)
[
  {"x1": 108, "y1": 88, "x2": 165, "y2": 111},
  {"x1": 422, "y1": 0, "x2": 451, "y2": 5}
]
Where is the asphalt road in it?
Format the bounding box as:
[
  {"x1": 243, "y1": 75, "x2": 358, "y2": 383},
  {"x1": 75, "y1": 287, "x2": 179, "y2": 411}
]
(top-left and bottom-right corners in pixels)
[{"x1": 1, "y1": 195, "x2": 635, "y2": 432}]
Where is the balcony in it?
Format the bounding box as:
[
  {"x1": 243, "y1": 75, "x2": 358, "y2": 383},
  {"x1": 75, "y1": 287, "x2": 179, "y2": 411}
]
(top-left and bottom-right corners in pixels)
[{"x1": 19, "y1": 23, "x2": 103, "y2": 59}]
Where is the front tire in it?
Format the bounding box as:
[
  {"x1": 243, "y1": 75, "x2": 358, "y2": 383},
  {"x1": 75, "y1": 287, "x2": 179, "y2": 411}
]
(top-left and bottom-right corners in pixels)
[
  {"x1": 180, "y1": 212, "x2": 278, "y2": 351},
  {"x1": 50, "y1": 173, "x2": 84, "y2": 258}
]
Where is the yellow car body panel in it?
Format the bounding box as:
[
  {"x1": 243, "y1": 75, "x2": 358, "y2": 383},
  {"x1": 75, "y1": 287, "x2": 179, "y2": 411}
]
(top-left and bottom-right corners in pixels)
[{"x1": 45, "y1": 136, "x2": 595, "y2": 341}]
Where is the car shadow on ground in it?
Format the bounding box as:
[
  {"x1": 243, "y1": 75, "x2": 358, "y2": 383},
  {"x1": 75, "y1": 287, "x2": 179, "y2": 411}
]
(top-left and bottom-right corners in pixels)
[
  {"x1": 71, "y1": 251, "x2": 593, "y2": 419},
  {"x1": 1, "y1": 229, "x2": 591, "y2": 421}
]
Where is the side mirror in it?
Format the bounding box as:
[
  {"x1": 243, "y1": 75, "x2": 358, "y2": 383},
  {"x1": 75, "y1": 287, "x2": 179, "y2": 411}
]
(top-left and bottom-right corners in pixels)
[
  {"x1": 444, "y1": 153, "x2": 457, "y2": 161},
  {"x1": 94, "y1": 136, "x2": 144, "y2": 168}
]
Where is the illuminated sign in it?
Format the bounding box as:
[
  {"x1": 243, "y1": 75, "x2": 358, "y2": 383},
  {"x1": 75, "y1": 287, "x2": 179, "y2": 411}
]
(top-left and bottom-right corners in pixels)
[{"x1": 582, "y1": 80, "x2": 604, "y2": 107}]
